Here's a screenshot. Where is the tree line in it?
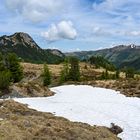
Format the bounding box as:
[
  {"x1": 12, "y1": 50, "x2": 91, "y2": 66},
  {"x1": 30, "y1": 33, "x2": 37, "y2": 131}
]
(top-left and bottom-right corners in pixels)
[
  {"x1": 42, "y1": 57, "x2": 80, "y2": 86},
  {"x1": 42, "y1": 56, "x2": 137, "y2": 86},
  {"x1": 0, "y1": 53, "x2": 137, "y2": 93}
]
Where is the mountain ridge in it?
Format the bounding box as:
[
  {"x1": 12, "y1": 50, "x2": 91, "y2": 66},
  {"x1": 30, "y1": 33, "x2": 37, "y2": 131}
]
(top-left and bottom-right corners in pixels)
[
  {"x1": 65, "y1": 44, "x2": 140, "y2": 70},
  {"x1": 0, "y1": 32, "x2": 65, "y2": 64}
]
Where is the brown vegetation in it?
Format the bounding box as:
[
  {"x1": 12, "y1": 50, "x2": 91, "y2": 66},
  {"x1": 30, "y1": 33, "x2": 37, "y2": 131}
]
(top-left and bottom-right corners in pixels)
[
  {"x1": 20, "y1": 62, "x2": 140, "y2": 98},
  {"x1": 0, "y1": 100, "x2": 120, "y2": 140},
  {"x1": 79, "y1": 79, "x2": 140, "y2": 97}
]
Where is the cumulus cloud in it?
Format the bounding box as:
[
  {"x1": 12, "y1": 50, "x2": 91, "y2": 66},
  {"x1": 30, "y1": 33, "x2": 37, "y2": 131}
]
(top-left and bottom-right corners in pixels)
[
  {"x1": 5, "y1": 0, "x2": 64, "y2": 22},
  {"x1": 41, "y1": 21, "x2": 77, "y2": 42}
]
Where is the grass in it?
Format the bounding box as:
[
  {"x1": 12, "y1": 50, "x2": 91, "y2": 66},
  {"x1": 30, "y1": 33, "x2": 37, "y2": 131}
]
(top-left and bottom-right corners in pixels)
[
  {"x1": 19, "y1": 62, "x2": 140, "y2": 98},
  {"x1": 0, "y1": 100, "x2": 120, "y2": 140}
]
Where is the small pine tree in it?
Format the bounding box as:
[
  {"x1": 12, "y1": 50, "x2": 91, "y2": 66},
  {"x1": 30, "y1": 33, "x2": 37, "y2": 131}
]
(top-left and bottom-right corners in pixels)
[
  {"x1": 115, "y1": 70, "x2": 120, "y2": 79},
  {"x1": 101, "y1": 71, "x2": 106, "y2": 80},
  {"x1": 60, "y1": 59, "x2": 69, "y2": 83},
  {"x1": 0, "y1": 70, "x2": 11, "y2": 90},
  {"x1": 84, "y1": 64, "x2": 88, "y2": 69},
  {"x1": 43, "y1": 64, "x2": 51, "y2": 86},
  {"x1": 6, "y1": 53, "x2": 23, "y2": 83},
  {"x1": 101, "y1": 69, "x2": 109, "y2": 80},
  {"x1": 0, "y1": 53, "x2": 5, "y2": 71},
  {"x1": 125, "y1": 67, "x2": 135, "y2": 78},
  {"x1": 105, "y1": 69, "x2": 109, "y2": 79},
  {"x1": 68, "y1": 57, "x2": 80, "y2": 81}
]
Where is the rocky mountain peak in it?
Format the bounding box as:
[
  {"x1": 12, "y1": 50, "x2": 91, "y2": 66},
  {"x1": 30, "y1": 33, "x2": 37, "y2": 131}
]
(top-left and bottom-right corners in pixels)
[
  {"x1": 0, "y1": 32, "x2": 65, "y2": 64},
  {"x1": 47, "y1": 49, "x2": 65, "y2": 57},
  {"x1": 0, "y1": 32, "x2": 41, "y2": 50}
]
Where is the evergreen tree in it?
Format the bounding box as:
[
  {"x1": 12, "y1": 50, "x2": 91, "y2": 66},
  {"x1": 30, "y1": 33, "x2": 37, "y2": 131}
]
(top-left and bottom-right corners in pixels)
[
  {"x1": 43, "y1": 64, "x2": 51, "y2": 86},
  {"x1": 125, "y1": 67, "x2": 135, "y2": 78},
  {"x1": 60, "y1": 59, "x2": 69, "y2": 83},
  {"x1": 69, "y1": 57, "x2": 80, "y2": 81},
  {"x1": 89, "y1": 56, "x2": 116, "y2": 71},
  {"x1": 101, "y1": 71, "x2": 106, "y2": 80},
  {"x1": 0, "y1": 70, "x2": 11, "y2": 90},
  {"x1": 105, "y1": 69, "x2": 109, "y2": 79},
  {"x1": 101, "y1": 69, "x2": 109, "y2": 80},
  {"x1": 0, "y1": 53, "x2": 5, "y2": 71},
  {"x1": 6, "y1": 53, "x2": 23, "y2": 83},
  {"x1": 115, "y1": 70, "x2": 120, "y2": 79}
]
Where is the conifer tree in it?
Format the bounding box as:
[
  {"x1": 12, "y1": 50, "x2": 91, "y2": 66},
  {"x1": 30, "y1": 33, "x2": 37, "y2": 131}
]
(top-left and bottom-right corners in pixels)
[
  {"x1": 125, "y1": 67, "x2": 135, "y2": 78},
  {"x1": 6, "y1": 53, "x2": 23, "y2": 83},
  {"x1": 68, "y1": 57, "x2": 80, "y2": 81},
  {"x1": 0, "y1": 70, "x2": 11, "y2": 90},
  {"x1": 60, "y1": 59, "x2": 69, "y2": 83},
  {"x1": 115, "y1": 70, "x2": 120, "y2": 79},
  {"x1": 0, "y1": 53, "x2": 5, "y2": 71},
  {"x1": 43, "y1": 64, "x2": 51, "y2": 86}
]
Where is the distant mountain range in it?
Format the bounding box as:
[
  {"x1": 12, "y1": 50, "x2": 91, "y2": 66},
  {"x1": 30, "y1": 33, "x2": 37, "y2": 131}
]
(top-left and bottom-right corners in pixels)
[
  {"x1": 0, "y1": 32, "x2": 65, "y2": 64},
  {"x1": 65, "y1": 44, "x2": 140, "y2": 70},
  {"x1": 1, "y1": 32, "x2": 140, "y2": 70}
]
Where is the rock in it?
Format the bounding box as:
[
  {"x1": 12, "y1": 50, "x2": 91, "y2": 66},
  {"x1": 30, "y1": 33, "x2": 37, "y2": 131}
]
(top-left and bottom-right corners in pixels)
[{"x1": 109, "y1": 123, "x2": 123, "y2": 135}]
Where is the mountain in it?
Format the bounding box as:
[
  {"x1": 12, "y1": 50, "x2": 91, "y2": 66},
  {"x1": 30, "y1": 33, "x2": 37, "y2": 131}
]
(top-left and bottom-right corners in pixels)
[
  {"x1": 0, "y1": 32, "x2": 65, "y2": 64},
  {"x1": 66, "y1": 44, "x2": 140, "y2": 70}
]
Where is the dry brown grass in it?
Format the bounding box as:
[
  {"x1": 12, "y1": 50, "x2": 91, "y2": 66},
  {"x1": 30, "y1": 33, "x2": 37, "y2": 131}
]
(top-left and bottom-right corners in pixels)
[
  {"x1": 79, "y1": 79, "x2": 140, "y2": 97},
  {"x1": 0, "y1": 100, "x2": 120, "y2": 140},
  {"x1": 20, "y1": 62, "x2": 140, "y2": 98},
  {"x1": 21, "y1": 62, "x2": 63, "y2": 77},
  {"x1": 12, "y1": 81, "x2": 54, "y2": 97}
]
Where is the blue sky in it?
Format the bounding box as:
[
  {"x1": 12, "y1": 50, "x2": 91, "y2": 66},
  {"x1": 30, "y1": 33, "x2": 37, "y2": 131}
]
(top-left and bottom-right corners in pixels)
[{"x1": 1, "y1": 0, "x2": 140, "y2": 52}]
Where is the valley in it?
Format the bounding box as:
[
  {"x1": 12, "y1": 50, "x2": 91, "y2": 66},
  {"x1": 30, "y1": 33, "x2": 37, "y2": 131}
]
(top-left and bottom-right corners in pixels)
[
  {"x1": 0, "y1": 33, "x2": 140, "y2": 140},
  {"x1": 1, "y1": 0, "x2": 140, "y2": 139}
]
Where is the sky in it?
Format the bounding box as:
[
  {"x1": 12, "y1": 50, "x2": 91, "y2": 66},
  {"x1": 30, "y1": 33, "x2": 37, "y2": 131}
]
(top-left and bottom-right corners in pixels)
[{"x1": 1, "y1": 0, "x2": 140, "y2": 52}]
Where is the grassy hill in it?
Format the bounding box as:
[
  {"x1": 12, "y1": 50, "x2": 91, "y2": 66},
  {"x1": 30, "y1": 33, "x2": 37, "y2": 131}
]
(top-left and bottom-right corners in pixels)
[{"x1": 65, "y1": 44, "x2": 140, "y2": 70}]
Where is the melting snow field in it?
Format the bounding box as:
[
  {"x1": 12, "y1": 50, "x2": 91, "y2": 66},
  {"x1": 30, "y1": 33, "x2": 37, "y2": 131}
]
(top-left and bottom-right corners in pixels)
[{"x1": 14, "y1": 85, "x2": 140, "y2": 140}]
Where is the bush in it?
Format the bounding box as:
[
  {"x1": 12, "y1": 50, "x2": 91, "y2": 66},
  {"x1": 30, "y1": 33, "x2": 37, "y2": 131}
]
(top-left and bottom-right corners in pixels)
[{"x1": 0, "y1": 71, "x2": 11, "y2": 90}]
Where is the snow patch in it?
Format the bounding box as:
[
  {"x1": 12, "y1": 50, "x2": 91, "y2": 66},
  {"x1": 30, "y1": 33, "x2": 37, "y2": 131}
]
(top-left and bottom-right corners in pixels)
[{"x1": 14, "y1": 85, "x2": 140, "y2": 140}]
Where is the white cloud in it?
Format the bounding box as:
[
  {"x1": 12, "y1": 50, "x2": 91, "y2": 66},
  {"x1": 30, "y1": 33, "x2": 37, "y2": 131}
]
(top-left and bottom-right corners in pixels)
[
  {"x1": 92, "y1": 0, "x2": 140, "y2": 12},
  {"x1": 41, "y1": 20, "x2": 77, "y2": 42},
  {"x1": 5, "y1": 0, "x2": 64, "y2": 22},
  {"x1": 92, "y1": 26, "x2": 112, "y2": 36},
  {"x1": 125, "y1": 31, "x2": 140, "y2": 36}
]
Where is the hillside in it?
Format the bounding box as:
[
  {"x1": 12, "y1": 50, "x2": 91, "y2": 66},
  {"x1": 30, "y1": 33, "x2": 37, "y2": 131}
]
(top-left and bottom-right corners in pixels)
[
  {"x1": 0, "y1": 100, "x2": 120, "y2": 140},
  {"x1": 65, "y1": 44, "x2": 140, "y2": 70},
  {"x1": 0, "y1": 32, "x2": 65, "y2": 64}
]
